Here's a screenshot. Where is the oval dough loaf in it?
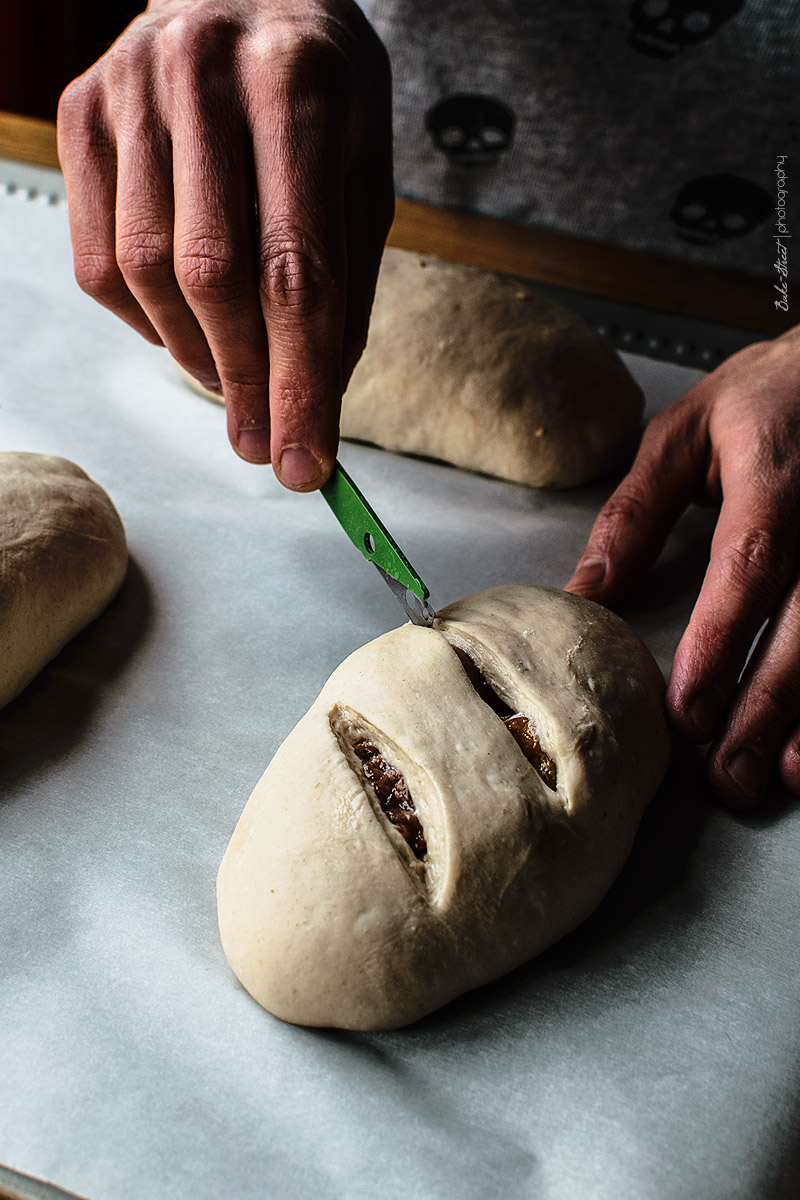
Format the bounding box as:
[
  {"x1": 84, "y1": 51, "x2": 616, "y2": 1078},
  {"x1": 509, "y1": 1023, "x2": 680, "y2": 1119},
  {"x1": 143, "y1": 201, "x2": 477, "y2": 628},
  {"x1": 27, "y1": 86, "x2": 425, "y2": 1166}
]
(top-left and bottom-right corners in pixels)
[
  {"x1": 217, "y1": 585, "x2": 669, "y2": 1031},
  {"x1": 179, "y1": 248, "x2": 643, "y2": 488},
  {"x1": 0, "y1": 452, "x2": 128, "y2": 709},
  {"x1": 340, "y1": 249, "x2": 644, "y2": 488}
]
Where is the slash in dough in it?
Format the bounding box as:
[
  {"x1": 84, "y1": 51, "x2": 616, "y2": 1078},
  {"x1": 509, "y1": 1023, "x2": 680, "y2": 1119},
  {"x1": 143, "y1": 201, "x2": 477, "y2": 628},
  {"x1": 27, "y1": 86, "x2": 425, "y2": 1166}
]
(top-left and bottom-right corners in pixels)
[
  {"x1": 0, "y1": 452, "x2": 128, "y2": 709},
  {"x1": 217, "y1": 585, "x2": 669, "y2": 1031}
]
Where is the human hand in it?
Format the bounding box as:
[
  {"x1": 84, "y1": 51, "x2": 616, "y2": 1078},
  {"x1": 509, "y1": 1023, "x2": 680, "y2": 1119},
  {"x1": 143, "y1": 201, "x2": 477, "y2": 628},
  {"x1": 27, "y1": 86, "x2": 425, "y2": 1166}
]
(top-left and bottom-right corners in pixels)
[
  {"x1": 57, "y1": 0, "x2": 393, "y2": 490},
  {"x1": 566, "y1": 325, "x2": 800, "y2": 810}
]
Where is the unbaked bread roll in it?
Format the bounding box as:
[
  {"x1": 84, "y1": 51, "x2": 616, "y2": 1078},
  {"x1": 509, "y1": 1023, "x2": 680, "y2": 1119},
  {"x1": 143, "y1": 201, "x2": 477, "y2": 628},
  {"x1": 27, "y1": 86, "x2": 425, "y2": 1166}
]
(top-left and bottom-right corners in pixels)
[
  {"x1": 340, "y1": 249, "x2": 644, "y2": 488},
  {"x1": 217, "y1": 585, "x2": 668, "y2": 1031},
  {"x1": 0, "y1": 452, "x2": 128, "y2": 709},
  {"x1": 179, "y1": 248, "x2": 643, "y2": 489}
]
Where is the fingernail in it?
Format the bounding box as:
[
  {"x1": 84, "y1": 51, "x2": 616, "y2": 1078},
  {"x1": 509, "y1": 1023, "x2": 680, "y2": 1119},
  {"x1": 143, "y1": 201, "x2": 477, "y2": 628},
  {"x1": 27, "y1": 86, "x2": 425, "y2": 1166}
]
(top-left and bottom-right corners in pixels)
[
  {"x1": 725, "y1": 748, "x2": 764, "y2": 800},
  {"x1": 569, "y1": 556, "x2": 606, "y2": 590},
  {"x1": 235, "y1": 427, "x2": 270, "y2": 463},
  {"x1": 279, "y1": 445, "x2": 323, "y2": 488},
  {"x1": 687, "y1": 687, "x2": 719, "y2": 742}
]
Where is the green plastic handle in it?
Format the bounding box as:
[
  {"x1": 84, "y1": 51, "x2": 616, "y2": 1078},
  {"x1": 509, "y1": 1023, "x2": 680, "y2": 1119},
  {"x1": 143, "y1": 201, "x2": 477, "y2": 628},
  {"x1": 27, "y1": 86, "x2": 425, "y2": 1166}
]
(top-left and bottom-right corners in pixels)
[{"x1": 320, "y1": 461, "x2": 430, "y2": 601}]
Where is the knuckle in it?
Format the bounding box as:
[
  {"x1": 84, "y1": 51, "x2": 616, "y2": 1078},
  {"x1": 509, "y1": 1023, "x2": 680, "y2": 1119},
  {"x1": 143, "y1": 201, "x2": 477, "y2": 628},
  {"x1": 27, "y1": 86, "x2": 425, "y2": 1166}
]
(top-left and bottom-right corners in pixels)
[
  {"x1": 720, "y1": 528, "x2": 793, "y2": 598},
  {"x1": 116, "y1": 226, "x2": 173, "y2": 289},
  {"x1": 246, "y1": 20, "x2": 345, "y2": 73},
  {"x1": 595, "y1": 487, "x2": 650, "y2": 535},
  {"x1": 73, "y1": 250, "x2": 123, "y2": 303},
  {"x1": 641, "y1": 397, "x2": 704, "y2": 460},
  {"x1": 641, "y1": 407, "x2": 670, "y2": 440},
  {"x1": 243, "y1": 21, "x2": 356, "y2": 111},
  {"x1": 639, "y1": 408, "x2": 676, "y2": 453},
  {"x1": 60, "y1": 28, "x2": 159, "y2": 140},
  {"x1": 158, "y1": 12, "x2": 195, "y2": 59},
  {"x1": 159, "y1": 12, "x2": 205, "y2": 63},
  {"x1": 57, "y1": 77, "x2": 113, "y2": 160},
  {"x1": 57, "y1": 75, "x2": 94, "y2": 127},
  {"x1": 160, "y1": 11, "x2": 241, "y2": 78},
  {"x1": 295, "y1": 31, "x2": 352, "y2": 85},
  {"x1": 261, "y1": 229, "x2": 337, "y2": 318},
  {"x1": 175, "y1": 236, "x2": 247, "y2": 304},
  {"x1": 244, "y1": 23, "x2": 307, "y2": 77},
  {"x1": 99, "y1": 26, "x2": 159, "y2": 95}
]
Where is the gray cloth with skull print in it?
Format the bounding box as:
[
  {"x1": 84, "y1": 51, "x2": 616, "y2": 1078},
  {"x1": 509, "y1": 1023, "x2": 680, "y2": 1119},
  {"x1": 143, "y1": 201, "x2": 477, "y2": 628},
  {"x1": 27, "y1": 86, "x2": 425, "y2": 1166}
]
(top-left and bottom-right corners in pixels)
[{"x1": 358, "y1": 0, "x2": 798, "y2": 275}]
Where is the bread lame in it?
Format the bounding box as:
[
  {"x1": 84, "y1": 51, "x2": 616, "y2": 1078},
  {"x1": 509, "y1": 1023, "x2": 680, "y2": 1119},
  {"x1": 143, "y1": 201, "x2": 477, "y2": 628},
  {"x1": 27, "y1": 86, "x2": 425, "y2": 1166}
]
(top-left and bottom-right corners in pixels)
[{"x1": 320, "y1": 460, "x2": 436, "y2": 626}]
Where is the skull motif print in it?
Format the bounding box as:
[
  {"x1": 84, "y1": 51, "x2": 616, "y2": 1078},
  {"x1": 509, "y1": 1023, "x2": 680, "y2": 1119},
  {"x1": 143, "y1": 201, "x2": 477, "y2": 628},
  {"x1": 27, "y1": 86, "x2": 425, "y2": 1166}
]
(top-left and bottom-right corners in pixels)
[
  {"x1": 425, "y1": 94, "x2": 515, "y2": 167},
  {"x1": 670, "y1": 174, "x2": 773, "y2": 245},
  {"x1": 628, "y1": 0, "x2": 743, "y2": 58}
]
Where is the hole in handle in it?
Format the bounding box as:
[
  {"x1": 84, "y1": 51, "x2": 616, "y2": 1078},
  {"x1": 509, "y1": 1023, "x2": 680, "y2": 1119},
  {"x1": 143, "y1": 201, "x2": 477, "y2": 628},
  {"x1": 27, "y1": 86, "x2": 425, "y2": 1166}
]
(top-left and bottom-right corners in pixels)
[{"x1": 364, "y1": 531, "x2": 376, "y2": 555}]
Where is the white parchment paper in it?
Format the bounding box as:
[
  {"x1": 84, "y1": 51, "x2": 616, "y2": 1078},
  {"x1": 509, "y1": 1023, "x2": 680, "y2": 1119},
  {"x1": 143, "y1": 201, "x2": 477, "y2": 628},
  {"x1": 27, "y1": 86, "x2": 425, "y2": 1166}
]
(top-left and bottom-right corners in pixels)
[{"x1": 1, "y1": 161, "x2": 799, "y2": 1200}]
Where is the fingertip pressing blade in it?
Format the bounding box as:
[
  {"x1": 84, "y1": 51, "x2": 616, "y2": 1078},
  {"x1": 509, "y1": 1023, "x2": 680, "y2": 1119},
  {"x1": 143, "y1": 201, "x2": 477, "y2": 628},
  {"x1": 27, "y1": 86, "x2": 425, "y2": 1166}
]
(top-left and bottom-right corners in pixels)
[{"x1": 320, "y1": 460, "x2": 436, "y2": 627}]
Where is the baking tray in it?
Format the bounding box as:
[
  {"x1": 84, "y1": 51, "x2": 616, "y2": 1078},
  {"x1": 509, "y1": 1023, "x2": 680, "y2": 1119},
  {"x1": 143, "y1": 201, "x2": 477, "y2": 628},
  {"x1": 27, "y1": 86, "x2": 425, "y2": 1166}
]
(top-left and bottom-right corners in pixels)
[{"x1": 1, "y1": 159, "x2": 798, "y2": 1200}]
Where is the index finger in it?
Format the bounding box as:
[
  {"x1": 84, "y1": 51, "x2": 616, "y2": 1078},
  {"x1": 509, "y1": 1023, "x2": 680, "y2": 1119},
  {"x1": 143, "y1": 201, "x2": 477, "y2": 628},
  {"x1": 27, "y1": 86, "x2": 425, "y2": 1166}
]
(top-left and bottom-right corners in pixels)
[
  {"x1": 247, "y1": 38, "x2": 351, "y2": 491},
  {"x1": 667, "y1": 459, "x2": 800, "y2": 742}
]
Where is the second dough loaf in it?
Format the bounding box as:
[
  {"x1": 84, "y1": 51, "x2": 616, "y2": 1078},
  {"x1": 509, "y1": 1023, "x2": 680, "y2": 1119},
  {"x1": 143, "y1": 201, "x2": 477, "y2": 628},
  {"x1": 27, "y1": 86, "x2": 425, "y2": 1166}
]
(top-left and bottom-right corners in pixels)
[
  {"x1": 340, "y1": 248, "x2": 644, "y2": 488},
  {"x1": 0, "y1": 452, "x2": 128, "y2": 709}
]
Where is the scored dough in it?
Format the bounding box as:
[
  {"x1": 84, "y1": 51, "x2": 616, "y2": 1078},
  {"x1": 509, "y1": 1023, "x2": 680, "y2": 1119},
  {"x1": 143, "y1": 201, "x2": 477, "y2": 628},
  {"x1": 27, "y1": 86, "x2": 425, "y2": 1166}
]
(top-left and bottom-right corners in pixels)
[
  {"x1": 0, "y1": 452, "x2": 128, "y2": 709},
  {"x1": 179, "y1": 248, "x2": 643, "y2": 489},
  {"x1": 217, "y1": 585, "x2": 669, "y2": 1031}
]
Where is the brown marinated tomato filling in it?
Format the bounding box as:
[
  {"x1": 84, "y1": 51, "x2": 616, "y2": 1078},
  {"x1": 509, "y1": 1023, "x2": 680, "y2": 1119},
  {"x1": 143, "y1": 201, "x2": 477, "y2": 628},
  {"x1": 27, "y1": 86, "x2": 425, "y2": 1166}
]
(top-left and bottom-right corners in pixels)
[
  {"x1": 353, "y1": 739, "x2": 428, "y2": 860},
  {"x1": 452, "y1": 646, "x2": 558, "y2": 791}
]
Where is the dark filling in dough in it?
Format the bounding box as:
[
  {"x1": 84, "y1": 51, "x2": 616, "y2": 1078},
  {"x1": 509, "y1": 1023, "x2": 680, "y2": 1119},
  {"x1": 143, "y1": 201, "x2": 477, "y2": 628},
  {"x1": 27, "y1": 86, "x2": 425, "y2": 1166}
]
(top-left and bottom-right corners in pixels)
[
  {"x1": 502, "y1": 714, "x2": 559, "y2": 791},
  {"x1": 452, "y1": 647, "x2": 558, "y2": 791},
  {"x1": 353, "y1": 739, "x2": 428, "y2": 859}
]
